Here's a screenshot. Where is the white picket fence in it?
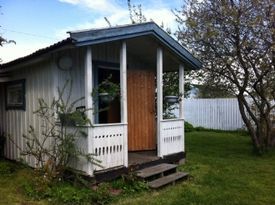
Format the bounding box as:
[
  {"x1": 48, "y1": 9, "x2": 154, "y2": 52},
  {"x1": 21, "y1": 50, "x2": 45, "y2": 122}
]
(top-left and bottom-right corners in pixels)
[{"x1": 184, "y1": 98, "x2": 245, "y2": 130}]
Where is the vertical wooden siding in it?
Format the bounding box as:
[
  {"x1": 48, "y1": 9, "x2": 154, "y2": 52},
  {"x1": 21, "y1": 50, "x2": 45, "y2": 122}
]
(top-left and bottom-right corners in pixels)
[
  {"x1": 127, "y1": 68, "x2": 156, "y2": 151},
  {"x1": 0, "y1": 60, "x2": 54, "y2": 167},
  {"x1": 0, "y1": 44, "x2": 121, "y2": 172},
  {"x1": 185, "y1": 98, "x2": 245, "y2": 130}
]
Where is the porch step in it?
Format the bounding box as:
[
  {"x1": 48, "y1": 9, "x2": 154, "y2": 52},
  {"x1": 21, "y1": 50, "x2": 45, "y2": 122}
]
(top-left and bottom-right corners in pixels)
[
  {"x1": 148, "y1": 172, "x2": 189, "y2": 189},
  {"x1": 136, "y1": 163, "x2": 177, "y2": 179}
]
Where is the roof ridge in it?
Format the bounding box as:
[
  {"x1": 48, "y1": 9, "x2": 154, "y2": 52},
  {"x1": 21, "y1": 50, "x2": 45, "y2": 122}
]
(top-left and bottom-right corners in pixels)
[{"x1": 68, "y1": 21, "x2": 155, "y2": 34}]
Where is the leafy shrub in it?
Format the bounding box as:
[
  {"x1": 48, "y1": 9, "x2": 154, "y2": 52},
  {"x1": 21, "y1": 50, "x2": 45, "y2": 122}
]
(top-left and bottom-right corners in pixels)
[
  {"x1": 13, "y1": 81, "x2": 100, "y2": 181},
  {"x1": 111, "y1": 172, "x2": 149, "y2": 194},
  {"x1": 195, "y1": 126, "x2": 206, "y2": 131},
  {"x1": 184, "y1": 121, "x2": 194, "y2": 132}
]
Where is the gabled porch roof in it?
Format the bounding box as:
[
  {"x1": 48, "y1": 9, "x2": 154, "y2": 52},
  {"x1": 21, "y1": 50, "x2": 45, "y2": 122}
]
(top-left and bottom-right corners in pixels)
[{"x1": 69, "y1": 22, "x2": 202, "y2": 70}]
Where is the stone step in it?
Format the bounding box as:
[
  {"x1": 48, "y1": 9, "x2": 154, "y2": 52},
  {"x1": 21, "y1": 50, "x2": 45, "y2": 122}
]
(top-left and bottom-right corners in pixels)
[
  {"x1": 148, "y1": 172, "x2": 189, "y2": 189},
  {"x1": 136, "y1": 163, "x2": 177, "y2": 179}
]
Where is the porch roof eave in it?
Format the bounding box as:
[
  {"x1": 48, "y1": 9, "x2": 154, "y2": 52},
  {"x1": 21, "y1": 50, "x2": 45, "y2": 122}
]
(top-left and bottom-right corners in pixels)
[{"x1": 69, "y1": 22, "x2": 202, "y2": 70}]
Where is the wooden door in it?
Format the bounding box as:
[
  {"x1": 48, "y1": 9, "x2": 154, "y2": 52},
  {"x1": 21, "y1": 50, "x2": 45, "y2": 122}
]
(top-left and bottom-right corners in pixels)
[{"x1": 127, "y1": 69, "x2": 156, "y2": 151}]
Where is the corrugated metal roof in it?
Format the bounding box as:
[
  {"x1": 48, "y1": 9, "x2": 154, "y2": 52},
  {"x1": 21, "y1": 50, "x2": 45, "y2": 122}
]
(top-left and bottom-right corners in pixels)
[
  {"x1": 0, "y1": 38, "x2": 73, "y2": 69},
  {"x1": 0, "y1": 22, "x2": 202, "y2": 70}
]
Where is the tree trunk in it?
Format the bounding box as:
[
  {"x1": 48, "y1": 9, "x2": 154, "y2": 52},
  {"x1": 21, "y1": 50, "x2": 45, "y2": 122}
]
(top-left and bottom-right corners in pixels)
[{"x1": 237, "y1": 95, "x2": 275, "y2": 154}]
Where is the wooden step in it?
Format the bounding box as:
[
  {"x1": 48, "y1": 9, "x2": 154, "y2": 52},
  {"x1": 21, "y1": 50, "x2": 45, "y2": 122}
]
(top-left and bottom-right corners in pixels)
[
  {"x1": 148, "y1": 172, "x2": 189, "y2": 189},
  {"x1": 136, "y1": 163, "x2": 177, "y2": 179}
]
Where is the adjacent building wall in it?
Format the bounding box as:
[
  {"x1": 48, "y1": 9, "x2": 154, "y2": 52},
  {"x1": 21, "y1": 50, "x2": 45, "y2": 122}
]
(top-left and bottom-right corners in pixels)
[{"x1": 0, "y1": 58, "x2": 55, "y2": 167}]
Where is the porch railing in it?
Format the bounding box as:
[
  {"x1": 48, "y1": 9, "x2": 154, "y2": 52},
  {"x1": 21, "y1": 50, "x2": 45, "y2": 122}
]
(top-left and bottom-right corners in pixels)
[
  {"x1": 159, "y1": 119, "x2": 184, "y2": 157},
  {"x1": 91, "y1": 123, "x2": 127, "y2": 171}
]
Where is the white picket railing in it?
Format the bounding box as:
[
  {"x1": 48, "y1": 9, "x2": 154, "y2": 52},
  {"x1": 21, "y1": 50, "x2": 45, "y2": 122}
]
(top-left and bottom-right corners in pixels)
[
  {"x1": 91, "y1": 123, "x2": 127, "y2": 171},
  {"x1": 159, "y1": 119, "x2": 184, "y2": 157}
]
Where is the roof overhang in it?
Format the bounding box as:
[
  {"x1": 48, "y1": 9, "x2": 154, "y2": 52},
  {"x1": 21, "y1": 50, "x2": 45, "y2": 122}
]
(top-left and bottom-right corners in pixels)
[
  {"x1": 69, "y1": 22, "x2": 202, "y2": 70},
  {"x1": 0, "y1": 22, "x2": 202, "y2": 72},
  {"x1": 0, "y1": 38, "x2": 73, "y2": 72}
]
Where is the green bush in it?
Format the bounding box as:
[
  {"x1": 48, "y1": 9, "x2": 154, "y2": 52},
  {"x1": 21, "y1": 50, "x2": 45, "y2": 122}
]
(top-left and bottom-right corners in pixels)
[
  {"x1": 111, "y1": 173, "x2": 149, "y2": 194},
  {"x1": 195, "y1": 126, "x2": 206, "y2": 131},
  {"x1": 184, "y1": 121, "x2": 194, "y2": 132}
]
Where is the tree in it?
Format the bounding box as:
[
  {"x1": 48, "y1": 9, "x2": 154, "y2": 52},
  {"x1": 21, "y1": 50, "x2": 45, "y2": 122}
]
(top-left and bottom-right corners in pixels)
[
  {"x1": 175, "y1": 0, "x2": 275, "y2": 153},
  {"x1": 195, "y1": 83, "x2": 235, "y2": 98},
  {"x1": 0, "y1": 36, "x2": 15, "y2": 47}
]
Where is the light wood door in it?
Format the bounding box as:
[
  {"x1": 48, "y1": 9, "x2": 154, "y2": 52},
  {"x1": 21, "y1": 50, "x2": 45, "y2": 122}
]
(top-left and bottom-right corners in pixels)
[{"x1": 127, "y1": 69, "x2": 156, "y2": 151}]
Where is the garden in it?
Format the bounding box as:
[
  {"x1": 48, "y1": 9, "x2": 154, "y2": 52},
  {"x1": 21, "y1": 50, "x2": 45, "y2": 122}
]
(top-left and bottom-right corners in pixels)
[{"x1": 1, "y1": 128, "x2": 274, "y2": 205}]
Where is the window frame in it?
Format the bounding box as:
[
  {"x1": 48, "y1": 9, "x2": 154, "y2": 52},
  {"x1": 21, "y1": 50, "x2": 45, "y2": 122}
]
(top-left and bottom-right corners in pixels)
[{"x1": 5, "y1": 79, "x2": 26, "y2": 111}]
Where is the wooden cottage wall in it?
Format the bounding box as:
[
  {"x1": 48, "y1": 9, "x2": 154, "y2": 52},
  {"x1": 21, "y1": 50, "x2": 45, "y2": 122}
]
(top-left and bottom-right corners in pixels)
[
  {"x1": 54, "y1": 43, "x2": 121, "y2": 110},
  {"x1": 0, "y1": 84, "x2": 4, "y2": 134},
  {"x1": 1, "y1": 59, "x2": 54, "y2": 167},
  {"x1": 92, "y1": 42, "x2": 120, "y2": 63},
  {"x1": 55, "y1": 48, "x2": 85, "y2": 107}
]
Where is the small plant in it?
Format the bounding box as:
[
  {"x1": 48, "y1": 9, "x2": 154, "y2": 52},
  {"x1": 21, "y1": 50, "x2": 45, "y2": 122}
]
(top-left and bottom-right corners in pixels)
[
  {"x1": 93, "y1": 75, "x2": 120, "y2": 104},
  {"x1": 162, "y1": 72, "x2": 183, "y2": 119},
  {"x1": 111, "y1": 172, "x2": 149, "y2": 194},
  {"x1": 185, "y1": 121, "x2": 194, "y2": 132}
]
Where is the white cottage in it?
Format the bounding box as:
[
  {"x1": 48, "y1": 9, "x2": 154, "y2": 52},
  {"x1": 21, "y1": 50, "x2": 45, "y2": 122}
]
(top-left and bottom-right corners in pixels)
[{"x1": 0, "y1": 22, "x2": 201, "y2": 178}]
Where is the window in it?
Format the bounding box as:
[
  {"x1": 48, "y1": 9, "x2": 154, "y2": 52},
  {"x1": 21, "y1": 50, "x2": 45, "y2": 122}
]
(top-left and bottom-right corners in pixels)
[{"x1": 5, "y1": 79, "x2": 26, "y2": 110}]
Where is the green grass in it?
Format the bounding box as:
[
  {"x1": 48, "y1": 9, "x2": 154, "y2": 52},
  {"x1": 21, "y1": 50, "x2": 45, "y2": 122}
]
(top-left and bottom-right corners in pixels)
[
  {"x1": 0, "y1": 131, "x2": 275, "y2": 205},
  {"x1": 0, "y1": 160, "x2": 47, "y2": 205},
  {"x1": 114, "y1": 131, "x2": 275, "y2": 205}
]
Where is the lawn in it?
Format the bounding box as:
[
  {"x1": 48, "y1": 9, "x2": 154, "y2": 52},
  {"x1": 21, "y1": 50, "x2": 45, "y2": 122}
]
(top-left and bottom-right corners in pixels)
[
  {"x1": 114, "y1": 131, "x2": 275, "y2": 205},
  {"x1": 0, "y1": 131, "x2": 274, "y2": 205},
  {"x1": 0, "y1": 160, "x2": 47, "y2": 205}
]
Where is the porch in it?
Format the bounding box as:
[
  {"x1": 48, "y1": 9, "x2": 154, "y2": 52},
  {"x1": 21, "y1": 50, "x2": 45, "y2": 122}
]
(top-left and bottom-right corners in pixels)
[
  {"x1": 82, "y1": 42, "x2": 186, "y2": 175},
  {"x1": 67, "y1": 23, "x2": 201, "y2": 176}
]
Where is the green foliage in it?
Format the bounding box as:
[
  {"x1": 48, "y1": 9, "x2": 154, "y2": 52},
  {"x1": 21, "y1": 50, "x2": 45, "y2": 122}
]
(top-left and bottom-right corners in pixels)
[
  {"x1": 111, "y1": 173, "x2": 149, "y2": 195},
  {"x1": 50, "y1": 183, "x2": 92, "y2": 205},
  {"x1": 92, "y1": 74, "x2": 120, "y2": 104},
  {"x1": 90, "y1": 183, "x2": 113, "y2": 205},
  {"x1": 21, "y1": 172, "x2": 112, "y2": 205},
  {"x1": 21, "y1": 173, "x2": 52, "y2": 200},
  {"x1": 12, "y1": 80, "x2": 100, "y2": 181},
  {"x1": 21, "y1": 174, "x2": 93, "y2": 204},
  {"x1": 175, "y1": 0, "x2": 275, "y2": 153},
  {"x1": 184, "y1": 121, "x2": 194, "y2": 132},
  {"x1": 163, "y1": 72, "x2": 179, "y2": 97},
  {"x1": 195, "y1": 84, "x2": 235, "y2": 98}
]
